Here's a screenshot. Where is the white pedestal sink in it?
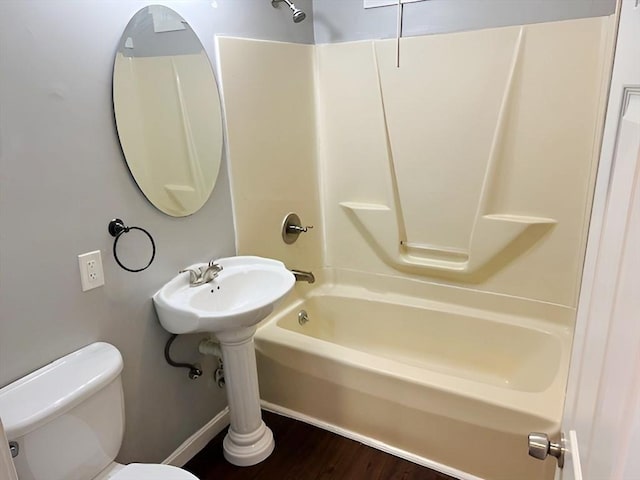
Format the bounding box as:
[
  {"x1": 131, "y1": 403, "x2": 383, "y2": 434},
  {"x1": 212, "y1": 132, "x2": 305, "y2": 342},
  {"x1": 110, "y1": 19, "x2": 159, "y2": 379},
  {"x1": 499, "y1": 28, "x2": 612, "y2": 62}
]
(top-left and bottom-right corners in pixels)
[{"x1": 152, "y1": 256, "x2": 295, "y2": 466}]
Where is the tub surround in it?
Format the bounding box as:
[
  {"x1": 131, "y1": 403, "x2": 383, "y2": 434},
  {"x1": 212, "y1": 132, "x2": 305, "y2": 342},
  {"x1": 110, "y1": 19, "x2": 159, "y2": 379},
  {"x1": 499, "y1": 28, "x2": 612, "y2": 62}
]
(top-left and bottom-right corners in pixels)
[
  {"x1": 218, "y1": 14, "x2": 614, "y2": 480},
  {"x1": 219, "y1": 15, "x2": 613, "y2": 308}
]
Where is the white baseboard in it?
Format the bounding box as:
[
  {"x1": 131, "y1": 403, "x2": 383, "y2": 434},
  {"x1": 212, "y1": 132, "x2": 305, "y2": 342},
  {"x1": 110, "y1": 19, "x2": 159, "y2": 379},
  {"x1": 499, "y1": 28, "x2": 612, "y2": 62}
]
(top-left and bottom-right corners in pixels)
[
  {"x1": 261, "y1": 401, "x2": 485, "y2": 480},
  {"x1": 163, "y1": 407, "x2": 230, "y2": 467}
]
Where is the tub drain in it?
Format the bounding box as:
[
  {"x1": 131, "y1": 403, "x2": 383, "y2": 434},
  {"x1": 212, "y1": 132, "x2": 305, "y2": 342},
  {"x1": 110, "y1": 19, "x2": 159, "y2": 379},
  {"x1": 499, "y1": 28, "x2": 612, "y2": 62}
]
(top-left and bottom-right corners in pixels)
[{"x1": 298, "y1": 309, "x2": 309, "y2": 326}]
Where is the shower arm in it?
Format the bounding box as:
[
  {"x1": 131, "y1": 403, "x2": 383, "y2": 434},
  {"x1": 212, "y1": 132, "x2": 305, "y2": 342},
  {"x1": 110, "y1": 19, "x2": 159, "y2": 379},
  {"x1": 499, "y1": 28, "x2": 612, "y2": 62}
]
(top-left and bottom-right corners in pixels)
[{"x1": 272, "y1": 0, "x2": 295, "y2": 8}]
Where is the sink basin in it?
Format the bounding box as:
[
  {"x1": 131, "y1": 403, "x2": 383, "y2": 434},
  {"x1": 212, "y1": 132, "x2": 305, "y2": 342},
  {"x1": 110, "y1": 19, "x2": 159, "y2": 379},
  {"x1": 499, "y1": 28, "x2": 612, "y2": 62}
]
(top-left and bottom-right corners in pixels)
[{"x1": 153, "y1": 256, "x2": 295, "y2": 334}]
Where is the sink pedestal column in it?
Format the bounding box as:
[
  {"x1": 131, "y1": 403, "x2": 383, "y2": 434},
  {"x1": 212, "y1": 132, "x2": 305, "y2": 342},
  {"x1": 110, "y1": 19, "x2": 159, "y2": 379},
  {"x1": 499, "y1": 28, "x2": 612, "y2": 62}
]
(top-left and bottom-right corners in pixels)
[{"x1": 216, "y1": 327, "x2": 274, "y2": 466}]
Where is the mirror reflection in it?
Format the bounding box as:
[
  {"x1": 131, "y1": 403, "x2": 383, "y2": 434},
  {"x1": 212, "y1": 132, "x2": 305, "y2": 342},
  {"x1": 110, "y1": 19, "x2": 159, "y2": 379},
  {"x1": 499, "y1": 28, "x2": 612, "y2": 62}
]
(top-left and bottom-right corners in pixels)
[{"x1": 113, "y1": 5, "x2": 223, "y2": 217}]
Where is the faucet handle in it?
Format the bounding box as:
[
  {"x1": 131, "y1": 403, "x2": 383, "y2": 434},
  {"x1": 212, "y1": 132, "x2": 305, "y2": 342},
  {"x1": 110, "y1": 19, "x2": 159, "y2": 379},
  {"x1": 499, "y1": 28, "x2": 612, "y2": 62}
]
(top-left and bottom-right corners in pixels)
[
  {"x1": 207, "y1": 259, "x2": 223, "y2": 272},
  {"x1": 282, "y1": 213, "x2": 314, "y2": 244},
  {"x1": 179, "y1": 268, "x2": 200, "y2": 284},
  {"x1": 287, "y1": 224, "x2": 314, "y2": 234}
]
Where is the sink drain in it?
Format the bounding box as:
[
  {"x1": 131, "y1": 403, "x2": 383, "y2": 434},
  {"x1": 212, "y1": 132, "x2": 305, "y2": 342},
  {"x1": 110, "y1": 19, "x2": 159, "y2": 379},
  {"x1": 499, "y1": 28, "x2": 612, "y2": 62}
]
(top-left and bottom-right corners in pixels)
[{"x1": 298, "y1": 309, "x2": 309, "y2": 326}]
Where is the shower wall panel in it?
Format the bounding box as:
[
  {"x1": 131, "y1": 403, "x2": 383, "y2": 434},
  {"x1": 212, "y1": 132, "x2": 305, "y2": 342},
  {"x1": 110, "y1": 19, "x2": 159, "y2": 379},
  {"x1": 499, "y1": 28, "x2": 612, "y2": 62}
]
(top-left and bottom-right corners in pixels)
[
  {"x1": 317, "y1": 17, "x2": 614, "y2": 307},
  {"x1": 217, "y1": 37, "x2": 322, "y2": 272}
]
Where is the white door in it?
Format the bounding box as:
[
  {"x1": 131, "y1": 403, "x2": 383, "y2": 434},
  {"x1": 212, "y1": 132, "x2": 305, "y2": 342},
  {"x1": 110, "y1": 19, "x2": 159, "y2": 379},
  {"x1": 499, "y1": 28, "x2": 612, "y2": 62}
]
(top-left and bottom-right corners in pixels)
[{"x1": 554, "y1": 1, "x2": 640, "y2": 479}]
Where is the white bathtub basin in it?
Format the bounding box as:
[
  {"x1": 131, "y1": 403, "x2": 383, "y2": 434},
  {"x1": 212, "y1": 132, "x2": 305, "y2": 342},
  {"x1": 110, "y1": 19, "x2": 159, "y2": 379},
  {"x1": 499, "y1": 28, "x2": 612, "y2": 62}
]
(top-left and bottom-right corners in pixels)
[
  {"x1": 255, "y1": 274, "x2": 571, "y2": 480},
  {"x1": 277, "y1": 295, "x2": 562, "y2": 393}
]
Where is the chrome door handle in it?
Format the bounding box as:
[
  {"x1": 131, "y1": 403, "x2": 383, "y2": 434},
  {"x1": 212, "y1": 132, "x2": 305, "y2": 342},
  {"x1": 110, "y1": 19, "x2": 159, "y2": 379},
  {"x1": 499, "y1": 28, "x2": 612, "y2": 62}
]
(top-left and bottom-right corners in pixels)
[{"x1": 528, "y1": 432, "x2": 564, "y2": 468}]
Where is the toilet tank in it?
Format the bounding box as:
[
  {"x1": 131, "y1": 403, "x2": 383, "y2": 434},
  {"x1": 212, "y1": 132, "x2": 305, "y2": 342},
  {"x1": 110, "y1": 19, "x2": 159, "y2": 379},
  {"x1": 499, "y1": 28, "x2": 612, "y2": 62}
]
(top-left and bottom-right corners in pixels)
[{"x1": 0, "y1": 343, "x2": 125, "y2": 480}]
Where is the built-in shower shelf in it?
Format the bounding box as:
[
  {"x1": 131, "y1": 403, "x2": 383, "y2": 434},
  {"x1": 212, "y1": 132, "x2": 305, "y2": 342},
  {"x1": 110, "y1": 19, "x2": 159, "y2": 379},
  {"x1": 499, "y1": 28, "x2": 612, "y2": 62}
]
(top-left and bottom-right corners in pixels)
[{"x1": 340, "y1": 201, "x2": 556, "y2": 274}]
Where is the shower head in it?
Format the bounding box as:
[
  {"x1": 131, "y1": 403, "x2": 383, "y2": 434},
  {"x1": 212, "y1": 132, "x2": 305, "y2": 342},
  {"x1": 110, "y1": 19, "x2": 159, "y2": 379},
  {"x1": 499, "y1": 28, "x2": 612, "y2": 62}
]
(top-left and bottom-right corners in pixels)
[
  {"x1": 272, "y1": 0, "x2": 306, "y2": 23},
  {"x1": 292, "y1": 8, "x2": 306, "y2": 23}
]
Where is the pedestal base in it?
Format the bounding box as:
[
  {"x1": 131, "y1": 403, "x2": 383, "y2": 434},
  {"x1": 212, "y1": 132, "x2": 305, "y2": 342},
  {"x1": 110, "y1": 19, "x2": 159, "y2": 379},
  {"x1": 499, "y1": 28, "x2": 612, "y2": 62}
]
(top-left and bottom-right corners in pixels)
[
  {"x1": 222, "y1": 421, "x2": 275, "y2": 466},
  {"x1": 216, "y1": 327, "x2": 275, "y2": 467}
]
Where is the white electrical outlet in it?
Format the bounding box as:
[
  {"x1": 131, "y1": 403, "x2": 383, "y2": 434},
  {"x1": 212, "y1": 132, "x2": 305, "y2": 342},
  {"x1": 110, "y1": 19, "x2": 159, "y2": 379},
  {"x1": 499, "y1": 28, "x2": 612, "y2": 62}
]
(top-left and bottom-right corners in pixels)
[{"x1": 78, "y1": 250, "x2": 105, "y2": 291}]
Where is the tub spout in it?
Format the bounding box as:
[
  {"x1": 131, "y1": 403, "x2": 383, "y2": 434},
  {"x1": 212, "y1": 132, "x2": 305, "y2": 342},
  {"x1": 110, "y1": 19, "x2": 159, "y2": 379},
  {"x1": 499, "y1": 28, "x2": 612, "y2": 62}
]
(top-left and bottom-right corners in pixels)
[{"x1": 291, "y1": 269, "x2": 315, "y2": 284}]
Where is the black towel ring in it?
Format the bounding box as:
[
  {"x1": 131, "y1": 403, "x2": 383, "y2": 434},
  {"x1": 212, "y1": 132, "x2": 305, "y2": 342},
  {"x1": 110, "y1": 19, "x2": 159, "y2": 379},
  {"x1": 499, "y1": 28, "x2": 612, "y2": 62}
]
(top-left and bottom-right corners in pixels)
[{"x1": 108, "y1": 218, "x2": 156, "y2": 273}]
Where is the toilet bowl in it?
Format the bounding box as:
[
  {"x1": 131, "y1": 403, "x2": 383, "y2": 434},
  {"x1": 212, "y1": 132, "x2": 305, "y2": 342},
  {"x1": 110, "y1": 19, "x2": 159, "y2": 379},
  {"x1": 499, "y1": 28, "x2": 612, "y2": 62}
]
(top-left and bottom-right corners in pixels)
[
  {"x1": 97, "y1": 463, "x2": 198, "y2": 480},
  {"x1": 0, "y1": 343, "x2": 199, "y2": 480}
]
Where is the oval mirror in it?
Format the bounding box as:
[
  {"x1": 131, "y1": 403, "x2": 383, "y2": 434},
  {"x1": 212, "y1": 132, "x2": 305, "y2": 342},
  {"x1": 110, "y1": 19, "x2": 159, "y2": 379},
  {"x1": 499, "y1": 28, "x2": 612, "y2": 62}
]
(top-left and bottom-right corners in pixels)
[{"x1": 113, "y1": 5, "x2": 223, "y2": 217}]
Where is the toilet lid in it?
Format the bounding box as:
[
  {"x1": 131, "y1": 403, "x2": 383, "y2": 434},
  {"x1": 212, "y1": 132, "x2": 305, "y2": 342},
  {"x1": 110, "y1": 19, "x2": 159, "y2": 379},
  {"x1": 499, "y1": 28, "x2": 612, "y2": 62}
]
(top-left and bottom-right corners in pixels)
[{"x1": 110, "y1": 463, "x2": 200, "y2": 480}]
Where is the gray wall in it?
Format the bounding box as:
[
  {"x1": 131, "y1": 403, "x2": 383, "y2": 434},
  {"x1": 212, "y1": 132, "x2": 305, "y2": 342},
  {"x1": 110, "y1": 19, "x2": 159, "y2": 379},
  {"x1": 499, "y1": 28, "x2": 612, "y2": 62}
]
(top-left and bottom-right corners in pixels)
[
  {"x1": 313, "y1": 0, "x2": 616, "y2": 43},
  {"x1": 0, "y1": 0, "x2": 312, "y2": 465}
]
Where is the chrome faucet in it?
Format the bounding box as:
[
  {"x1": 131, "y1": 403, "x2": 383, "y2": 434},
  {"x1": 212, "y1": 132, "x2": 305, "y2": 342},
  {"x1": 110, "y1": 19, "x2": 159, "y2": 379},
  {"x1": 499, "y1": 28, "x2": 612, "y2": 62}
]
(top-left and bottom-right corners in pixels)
[
  {"x1": 180, "y1": 260, "x2": 223, "y2": 286},
  {"x1": 201, "y1": 261, "x2": 223, "y2": 283},
  {"x1": 291, "y1": 269, "x2": 315, "y2": 284}
]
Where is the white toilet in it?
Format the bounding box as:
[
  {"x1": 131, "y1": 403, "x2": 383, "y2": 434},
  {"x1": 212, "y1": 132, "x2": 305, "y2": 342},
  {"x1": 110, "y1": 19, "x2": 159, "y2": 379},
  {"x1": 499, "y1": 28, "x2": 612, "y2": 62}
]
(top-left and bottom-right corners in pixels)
[{"x1": 0, "y1": 342, "x2": 199, "y2": 480}]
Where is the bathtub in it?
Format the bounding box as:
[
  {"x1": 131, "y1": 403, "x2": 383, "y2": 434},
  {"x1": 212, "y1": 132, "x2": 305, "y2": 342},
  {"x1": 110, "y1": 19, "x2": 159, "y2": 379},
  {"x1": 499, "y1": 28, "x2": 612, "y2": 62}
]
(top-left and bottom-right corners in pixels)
[{"x1": 254, "y1": 270, "x2": 572, "y2": 480}]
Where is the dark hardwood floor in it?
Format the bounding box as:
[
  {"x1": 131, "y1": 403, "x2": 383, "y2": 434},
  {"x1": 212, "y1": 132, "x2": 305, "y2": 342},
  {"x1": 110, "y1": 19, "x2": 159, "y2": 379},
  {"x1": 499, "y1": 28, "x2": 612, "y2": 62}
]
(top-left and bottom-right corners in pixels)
[{"x1": 185, "y1": 411, "x2": 457, "y2": 480}]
